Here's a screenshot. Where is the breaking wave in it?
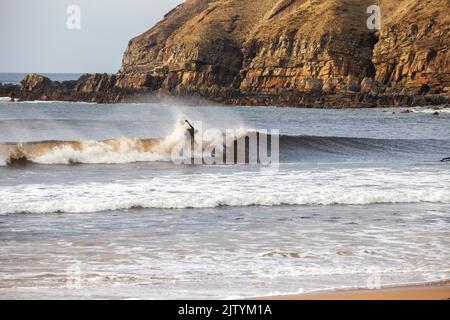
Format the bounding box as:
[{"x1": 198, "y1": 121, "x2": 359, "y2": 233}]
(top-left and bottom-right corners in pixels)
[
  {"x1": 409, "y1": 107, "x2": 450, "y2": 114},
  {"x1": 0, "y1": 138, "x2": 163, "y2": 166},
  {"x1": 1, "y1": 168, "x2": 450, "y2": 214},
  {"x1": 1, "y1": 121, "x2": 449, "y2": 166},
  {"x1": 0, "y1": 122, "x2": 203, "y2": 166},
  {"x1": 0, "y1": 139, "x2": 161, "y2": 165}
]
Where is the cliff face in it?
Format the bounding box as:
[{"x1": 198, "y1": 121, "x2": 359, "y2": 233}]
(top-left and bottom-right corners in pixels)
[
  {"x1": 117, "y1": 0, "x2": 215, "y2": 89},
  {"x1": 239, "y1": 0, "x2": 376, "y2": 96},
  {"x1": 116, "y1": 0, "x2": 269, "y2": 98},
  {"x1": 374, "y1": 0, "x2": 449, "y2": 95},
  {"x1": 113, "y1": 0, "x2": 449, "y2": 105},
  {"x1": 117, "y1": 0, "x2": 377, "y2": 98},
  {"x1": 13, "y1": 0, "x2": 450, "y2": 106}
]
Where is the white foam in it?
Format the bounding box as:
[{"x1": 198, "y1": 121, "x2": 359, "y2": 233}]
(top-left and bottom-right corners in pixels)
[
  {"x1": 412, "y1": 107, "x2": 450, "y2": 114},
  {"x1": 0, "y1": 150, "x2": 7, "y2": 166},
  {"x1": 0, "y1": 119, "x2": 248, "y2": 166},
  {"x1": 31, "y1": 139, "x2": 170, "y2": 165},
  {"x1": 1, "y1": 168, "x2": 450, "y2": 214}
]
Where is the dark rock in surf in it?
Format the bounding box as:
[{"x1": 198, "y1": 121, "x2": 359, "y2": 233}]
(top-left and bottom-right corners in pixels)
[{"x1": 0, "y1": 82, "x2": 18, "y2": 100}]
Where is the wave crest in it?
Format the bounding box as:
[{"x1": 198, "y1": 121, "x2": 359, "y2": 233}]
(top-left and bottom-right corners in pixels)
[
  {"x1": 1, "y1": 128, "x2": 450, "y2": 166},
  {"x1": 1, "y1": 168, "x2": 450, "y2": 214},
  {"x1": 0, "y1": 138, "x2": 165, "y2": 165}
]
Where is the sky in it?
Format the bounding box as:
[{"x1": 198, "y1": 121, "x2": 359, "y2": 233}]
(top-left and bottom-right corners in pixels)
[{"x1": 0, "y1": 0, "x2": 183, "y2": 73}]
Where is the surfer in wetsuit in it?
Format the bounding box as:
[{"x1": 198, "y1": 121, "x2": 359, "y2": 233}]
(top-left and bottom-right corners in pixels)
[
  {"x1": 185, "y1": 120, "x2": 195, "y2": 139},
  {"x1": 441, "y1": 157, "x2": 450, "y2": 162},
  {"x1": 185, "y1": 120, "x2": 198, "y2": 155}
]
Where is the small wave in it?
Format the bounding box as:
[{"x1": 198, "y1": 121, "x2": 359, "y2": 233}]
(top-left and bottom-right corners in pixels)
[
  {"x1": 1, "y1": 168, "x2": 450, "y2": 214},
  {"x1": 411, "y1": 107, "x2": 450, "y2": 114}
]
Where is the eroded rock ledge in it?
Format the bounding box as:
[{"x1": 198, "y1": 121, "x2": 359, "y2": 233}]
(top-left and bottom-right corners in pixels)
[{"x1": 3, "y1": 0, "x2": 449, "y2": 107}]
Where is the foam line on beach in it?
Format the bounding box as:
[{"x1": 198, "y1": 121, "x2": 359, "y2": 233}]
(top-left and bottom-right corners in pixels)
[{"x1": 1, "y1": 168, "x2": 450, "y2": 214}]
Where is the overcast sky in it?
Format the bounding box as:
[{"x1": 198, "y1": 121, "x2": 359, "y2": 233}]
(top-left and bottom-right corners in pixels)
[{"x1": 0, "y1": 0, "x2": 183, "y2": 73}]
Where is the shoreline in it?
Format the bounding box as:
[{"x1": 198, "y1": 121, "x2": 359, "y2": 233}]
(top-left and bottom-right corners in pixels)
[
  {"x1": 254, "y1": 280, "x2": 450, "y2": 300},
  {"x1": 1, "y1": 95, "x2": 449, "y2": 111},
  {"x1": 2, "y1": 73, "x2": 449, "y2": 108}
]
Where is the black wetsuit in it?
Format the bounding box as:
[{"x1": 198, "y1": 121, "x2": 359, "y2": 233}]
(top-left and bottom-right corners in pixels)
[{"x1": 185, "y1": 120, "x2": 195, "y2": 138}]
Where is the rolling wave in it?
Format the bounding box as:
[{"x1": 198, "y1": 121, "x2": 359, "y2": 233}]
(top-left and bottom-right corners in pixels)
[
  {"x1": 1, "y1": 168, "x2": 450, "y2": 214},
  {"x1": 279, "y1": 135, "x2": 450, "y2": 161},
  {"x1": 0, "y1": 123, "x2": 192, "y2": 166},
  {"x1": 1, "y1": 130, "x2": 449, "y2": 166},
  {"x1": 0, "y1": 138, "x2": 164, "y2": 166}
]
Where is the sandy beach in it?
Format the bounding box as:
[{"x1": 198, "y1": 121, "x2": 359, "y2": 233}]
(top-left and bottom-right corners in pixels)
[{"x1": 258, "y1": 280, "x2": 450, "y2": 300}]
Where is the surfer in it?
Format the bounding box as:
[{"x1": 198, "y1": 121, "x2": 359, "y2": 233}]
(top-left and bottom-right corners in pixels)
[
  {"x1": 185, "y1": 120, "x2": 196, "y2": 139},
  {"x1": 441, "y1": 157, "x2": 450, "y2": 162},
  {"x1": 185, "y1": 120, "x2": 198, "y2": 154}
]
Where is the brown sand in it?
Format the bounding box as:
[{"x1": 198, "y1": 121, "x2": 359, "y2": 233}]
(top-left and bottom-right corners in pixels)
[{"x1": 257, "y1": 280, "x2": 450, "y2": 300}]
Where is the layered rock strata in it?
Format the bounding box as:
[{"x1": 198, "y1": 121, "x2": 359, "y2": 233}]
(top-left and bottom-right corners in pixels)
[{"x1": 7, "y1": 0, "x2": 449, "y2": 107}]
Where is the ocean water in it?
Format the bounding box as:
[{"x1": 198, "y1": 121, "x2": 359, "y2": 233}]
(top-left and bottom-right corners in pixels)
[{"x1": 0, "y1": 99, "x2": 449, "y2": 299}]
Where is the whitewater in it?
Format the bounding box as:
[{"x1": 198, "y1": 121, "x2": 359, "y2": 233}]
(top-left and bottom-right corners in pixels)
[{"x1": 1, "y1": 167, "x2": 450, "y2": 214}]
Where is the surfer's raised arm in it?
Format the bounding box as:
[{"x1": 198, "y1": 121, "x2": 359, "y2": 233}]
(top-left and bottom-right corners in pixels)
[
  {"x1": 185, "y1": 120, "x2": 194, "y2": 130},
  {"x1": 185, "y1": 120, "x2": 196, "y2": 138}
]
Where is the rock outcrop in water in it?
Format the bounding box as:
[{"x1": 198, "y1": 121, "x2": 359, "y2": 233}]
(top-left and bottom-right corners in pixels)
[
  {"x1": 0, "y1": 83, "x2": 17, "y2": 100},
  {"x1": 15, "y1": 73, "x2": 127, "y2": 103},
  {"x1": 7, "y1": 0, "x2": 450, "y2": 107}
]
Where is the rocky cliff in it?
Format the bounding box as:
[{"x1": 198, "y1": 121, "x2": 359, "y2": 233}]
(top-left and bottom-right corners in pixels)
[
  {"x1": 10, "y1": 0, "x2": 450, "y2": 107},
  {"x1": 117, "y1": 0, "x2": 376, "y2": 101},
  {"x1": 374, "y1": 0, "x2": 449, "y2": 95}
]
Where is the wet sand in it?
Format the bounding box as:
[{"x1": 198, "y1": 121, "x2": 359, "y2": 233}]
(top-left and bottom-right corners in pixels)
[{"x1": 257, "y1": 280, "x2": 450, "y2": 300}]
